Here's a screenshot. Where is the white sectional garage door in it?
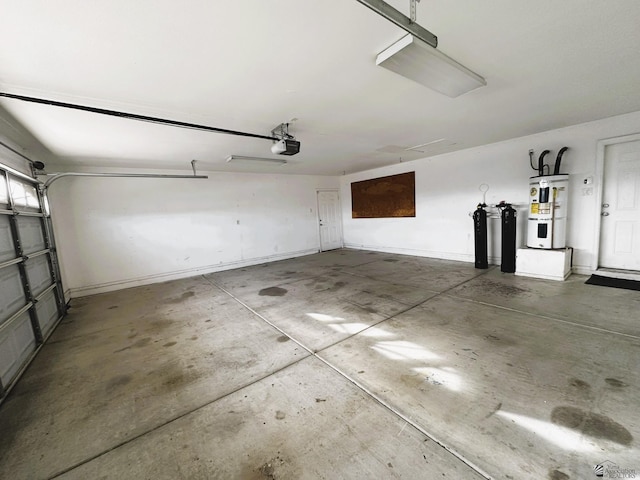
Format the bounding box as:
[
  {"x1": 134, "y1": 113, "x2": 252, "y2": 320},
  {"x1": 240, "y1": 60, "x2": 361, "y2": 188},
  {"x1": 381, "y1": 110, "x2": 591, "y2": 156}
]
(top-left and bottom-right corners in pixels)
[{"x1": 0, "y1": 166, "x2": 65, "y2": 398}]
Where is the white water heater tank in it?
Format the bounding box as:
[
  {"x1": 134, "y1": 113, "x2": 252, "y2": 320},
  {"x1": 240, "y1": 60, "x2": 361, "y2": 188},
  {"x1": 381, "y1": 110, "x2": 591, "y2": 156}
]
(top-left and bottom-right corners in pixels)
[{"x1": 527, "y1": 174, "x2": 569, "y2": 249}]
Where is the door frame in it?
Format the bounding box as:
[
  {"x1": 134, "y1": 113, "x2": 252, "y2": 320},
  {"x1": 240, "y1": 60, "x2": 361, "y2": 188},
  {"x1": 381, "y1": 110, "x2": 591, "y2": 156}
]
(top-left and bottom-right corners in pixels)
[
  {"x1": 592, "y1": 132, "x2": 640, "y2": 272},
  {"x1": 316, "y1": 189, "x2": 343, "y2": 252}
]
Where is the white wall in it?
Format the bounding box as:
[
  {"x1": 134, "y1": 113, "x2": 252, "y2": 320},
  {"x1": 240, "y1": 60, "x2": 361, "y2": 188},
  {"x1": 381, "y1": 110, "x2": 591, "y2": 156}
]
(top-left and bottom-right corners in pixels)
[
  {"x1": 48, "y1": 170, "x2": 337, "y2": 297},
  {"x1": 340, "y1": 110, "x2": 640, "y2": 273}
]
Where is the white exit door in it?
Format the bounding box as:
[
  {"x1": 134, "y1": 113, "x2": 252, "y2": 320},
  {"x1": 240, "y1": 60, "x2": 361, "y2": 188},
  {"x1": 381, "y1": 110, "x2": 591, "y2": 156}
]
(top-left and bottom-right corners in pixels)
[
  {"x1": 599, "y1": 140, "x2": 640, "y2": 270},
  {"x1": 317, "y1": 190, "x2": 343, "y2": 251}
]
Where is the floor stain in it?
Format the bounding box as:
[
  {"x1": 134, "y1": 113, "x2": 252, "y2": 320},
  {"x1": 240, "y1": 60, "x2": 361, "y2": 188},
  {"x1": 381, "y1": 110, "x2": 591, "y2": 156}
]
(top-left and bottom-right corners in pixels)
[
  {"x1": 163, "y1": 341, "x2": 177, "y2": 347},
  {"x1": 551, "y1": 406, "x2": 633, "y2": 445},
  {"x1": 548, "y1": 469, "x2": 570, "y2": 480},
  {"x1": 148, "y1": 319, "x2": 174, "y2": 334},
  {"x1": 190, "y1": 336, "x2": 198, "y2": 341},
  {"x1": 569, "y1": 378, "x2": 591, "y2": 392},
  {"x1": 259, "y1": 286, "x2": 288, "y2": 296},
  {"x1": 165, "y1": 291, "x2": 195, "y2": 304},
  {"x1": 257, "y1": 460, "x2": 277, "y2": 479},
  {"x1": 400, "y1": 374, "x2": 425, "y2": 389},
  {"x1": 605, "y1": 378, "x2": 628, "y2": 388},
  {"x1": 484, "y1": 402, "x2": 503, "y2": 419},
  {"x1": 105, "y1": 374, "x2": 132, "y2": 390},
  {"x1": 482, "y1": 333, "x2": 516, "y2": 347},
  {"x1": 277, "y1": 335, "x2": 290, "y2": 343},
  {"x1": 162, "y1": 373, "x2": 187, "y2": 389},
  {"x1": 315, "y1": 398, "x2": 327, "y2": 403},
  {"x1": 384, "y1": 259, "x2": 399, "y2": 263},
  {"x1": 108, "y1": 305, "x2": 119, "y2": 310},
  {"x1": 477, "y1": 279, "x2": 529, "y2": 297},
  {"x1": 113, "y1": 337, "x2": 152, "y2": 353},
  {"x1": 275, "y1": 411, "x2": 286, "y2": 420}
]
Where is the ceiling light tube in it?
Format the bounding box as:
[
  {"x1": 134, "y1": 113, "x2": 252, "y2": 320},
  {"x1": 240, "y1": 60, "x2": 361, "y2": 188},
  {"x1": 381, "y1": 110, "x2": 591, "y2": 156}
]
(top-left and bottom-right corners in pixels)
[
  {"x1": 377, "y1": 34, "x2": 486, "y2": 97},
  {"x1": 226, "y1": 155, "x2": 287, "y2": 166}
]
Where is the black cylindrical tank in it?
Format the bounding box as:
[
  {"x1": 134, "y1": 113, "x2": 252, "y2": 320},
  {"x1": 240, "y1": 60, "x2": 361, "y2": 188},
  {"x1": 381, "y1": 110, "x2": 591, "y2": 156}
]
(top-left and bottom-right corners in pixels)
[
  {"x1": 501, "y1": 204, "x2": 517, "y2": 273},
  {"x1": 473, "y1": 203, "x2": 488, "y2": 269}
]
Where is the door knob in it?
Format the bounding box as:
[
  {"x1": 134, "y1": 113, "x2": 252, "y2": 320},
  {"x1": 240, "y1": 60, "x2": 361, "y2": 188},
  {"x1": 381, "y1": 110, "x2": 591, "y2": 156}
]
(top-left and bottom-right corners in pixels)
[
  {"x1": 602, "y1": 203, "x2": 610, "y2": 208},
  {"x1": 601, "y1": 212, "x2": 610, "y2": 216}
]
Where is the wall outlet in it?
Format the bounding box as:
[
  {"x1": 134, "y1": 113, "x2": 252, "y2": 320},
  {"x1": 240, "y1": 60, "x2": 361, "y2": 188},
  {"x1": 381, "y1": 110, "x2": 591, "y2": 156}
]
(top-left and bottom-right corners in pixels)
[{"x1": 583, "y1": 176, "x2": 593, "y2": 185}]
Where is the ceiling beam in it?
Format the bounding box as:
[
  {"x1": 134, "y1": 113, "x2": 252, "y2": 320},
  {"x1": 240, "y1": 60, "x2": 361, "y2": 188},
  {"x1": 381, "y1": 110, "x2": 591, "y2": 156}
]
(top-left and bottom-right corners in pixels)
[{"x1": 355, "y1": 0, "x2": 438, "y2": 48}]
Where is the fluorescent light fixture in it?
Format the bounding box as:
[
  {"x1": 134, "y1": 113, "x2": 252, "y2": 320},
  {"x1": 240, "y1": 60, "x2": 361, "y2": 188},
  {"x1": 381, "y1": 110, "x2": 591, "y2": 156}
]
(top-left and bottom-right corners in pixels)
[
  {"x1": 226, "y1": 155, "x2": 287, "y2": 165},
  {"x1": 376, "y1": 34, "x2": 486, "y2": 97}
]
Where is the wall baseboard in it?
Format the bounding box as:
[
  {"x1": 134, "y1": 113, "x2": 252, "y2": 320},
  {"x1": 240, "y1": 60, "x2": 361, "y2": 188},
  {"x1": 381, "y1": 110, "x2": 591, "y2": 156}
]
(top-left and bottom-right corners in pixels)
[
  {"x1": 68, "y1": 248, "x2": 319, "y2": 298},
  {"x1": 572, "y1": 266, "x2": 595, "y2": 276},
  {"x1": 343, "y1": 243, "x2": 502, "y2": 265}
]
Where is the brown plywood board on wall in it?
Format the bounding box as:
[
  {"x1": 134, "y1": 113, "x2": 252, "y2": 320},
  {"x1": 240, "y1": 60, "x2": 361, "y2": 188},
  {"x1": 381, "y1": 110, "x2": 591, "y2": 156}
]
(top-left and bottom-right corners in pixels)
[{"x1": 351, "y1": 172, "x2": 415, "y2": 218}]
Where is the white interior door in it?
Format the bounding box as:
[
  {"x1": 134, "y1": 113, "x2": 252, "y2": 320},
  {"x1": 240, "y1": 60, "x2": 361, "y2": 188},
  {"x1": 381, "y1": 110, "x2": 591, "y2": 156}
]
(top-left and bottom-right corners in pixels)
[
  {"x1": 317, "y1": 190, "x2": 343, "y2": 251},
  {"x1": 599, "y1": 140, "x2": 640, "y2": 270}
]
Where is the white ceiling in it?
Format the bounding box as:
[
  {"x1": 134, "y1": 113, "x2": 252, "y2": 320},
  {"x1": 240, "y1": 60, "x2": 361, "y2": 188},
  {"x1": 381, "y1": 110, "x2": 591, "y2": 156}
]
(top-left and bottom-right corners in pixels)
[{"x1": 1, "y1": 0, "x2": 640, "y2": 175}]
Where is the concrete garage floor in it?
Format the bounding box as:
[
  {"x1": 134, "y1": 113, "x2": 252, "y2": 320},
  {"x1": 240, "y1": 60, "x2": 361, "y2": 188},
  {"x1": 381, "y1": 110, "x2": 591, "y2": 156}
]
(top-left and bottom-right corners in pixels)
[{"x1": 0, "y1": 249, "x2": 638, "y2": 480}]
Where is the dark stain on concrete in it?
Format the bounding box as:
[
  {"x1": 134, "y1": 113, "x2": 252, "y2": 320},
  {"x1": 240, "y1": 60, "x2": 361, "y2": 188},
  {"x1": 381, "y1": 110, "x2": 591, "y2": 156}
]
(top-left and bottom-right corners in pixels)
[
  {"x1": 275, "y1": 411, "x2": 286, "y2": 420},
  {"x1": 484, "y1": 402, "x2": 503, "y2": 419},
  {"x1": 258, "y1": 462, "x2": 276, "y2": 479},
  {"x1": 400, "y1": 374, "x2": 424, "y2": 389},
  {"x1": 113, "y1": 337, "x2": 151, "y2": 353},
  {"x1": 163, "y1": 341, "x2": 177, "y2": 347},
  {"x1": 551, "y1": 406, "x2": 633, "y2": 445},
  {"x1": 133, "y1": 337, "x2": 152, "y2": 348},
  {"x1": 105, "y1": 374, "x2": 132, "y2": 390},
  {"x1": 384, "y1": 259, "x2": 399, "y2": 262},
  {"x1": 165, "y1": 291, "x2": 195, "y2": 304},
  {"x1": 277, "y1": 335, "x2": 290, "y2": 343},
  {"x1": 108, "y1": 305, "x2": 119, "y2": 310},
  {"x1": 148, "y1": 319, "x2": 173, "y2": 333},
  {"x1": 162, "y1": 373, "x2": 188, "y2": 389},
  {"x1": 259, "y1": 286, "x2": 288, "y2": 296},
  {"x1": 190, "y1": 336, "x2": 198, "y2": 341},
  {"x1": 284, "y1": 271, "x2": 297, "y2": 275},
  {"x1": 478, "y1": 279, "x2": 529, "y2": 297},
  {"x1": 569, "y1": 378, "x2": 591, "y2": 392},
  {"x1": 482, "y1": 333, "x2": 516, "y2": 347},
  {"x1": 315, "y1": 398, "x2": 326, "y2": 402},
  {"x1": 548, "y1": 469, "x2": 570, "y2": 480},
  {"x1": 605, "y1": 378, "x2": 628, "y2": 388}
]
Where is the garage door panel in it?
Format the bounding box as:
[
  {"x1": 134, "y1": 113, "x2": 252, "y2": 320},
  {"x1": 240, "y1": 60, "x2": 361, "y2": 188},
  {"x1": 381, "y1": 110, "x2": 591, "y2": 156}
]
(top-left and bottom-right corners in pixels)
[
  {"x1": 0, "y1": 215, "x2": 15, "y2": 262},
  {"x1": 9, "y1": 178, "x2": 41, "y2": 212},
  {"x1": 0, "y1": 265, "x2": 27, "y2": 326},
  {"x1": 36, "y1": 289, "x2": 59, "y2": 337},
  {"x1": 17, "y1": 216, "x2": 46, "y2": 254},
  {"x1": 0, "y1": 165, "x2": 64, "y2": 398},
  {"x1": 0, "y1": 311, "x2": 36, "y2": 386},
  {"x1": 25, "y1": 255, "x2": 53, "y2": 298},
  {"x1": 0, "y1": 173, "x2": 7, "y2": 206}
]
